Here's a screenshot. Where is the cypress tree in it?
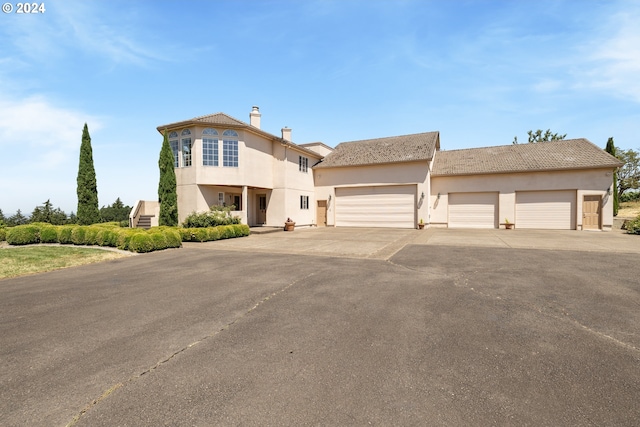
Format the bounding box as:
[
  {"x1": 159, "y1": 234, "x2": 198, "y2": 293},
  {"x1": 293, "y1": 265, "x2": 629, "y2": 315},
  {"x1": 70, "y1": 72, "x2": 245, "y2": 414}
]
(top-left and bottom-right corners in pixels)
[
  {"x1": 76, "y1": 123, "x2": 100, "y2": 225},
  {"x1": 158, "y1": 130, "x2": 178, "y2": 226},
  {"x1": 605, "y1": 137, "x2": 619, "y2": 216}
]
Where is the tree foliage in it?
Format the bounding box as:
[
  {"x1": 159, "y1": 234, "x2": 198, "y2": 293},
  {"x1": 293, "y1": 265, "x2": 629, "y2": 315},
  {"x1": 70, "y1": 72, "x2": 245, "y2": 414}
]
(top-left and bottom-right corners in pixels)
[
  {"x1": 30, "y1": 199, "x2": 71, "y2": 225},
  {"x1": 6, "y1": 209, "x2": 29, "y2": 226},
  {"x1": 76, "y1": 123, "x2": 100, "y2": 225},
  {"x1": 605, "y1": 137, "x2": 619, "y2": 216},
  {"x1": 100, "y1": 197, "x2": 132, "y2": 223},
  {"x1": 617, "y1": 148, "x2": 640, "y2": 196},
  {"x1": 158, "y1": 130, "x2": 178, "y2": 226},
  {"x1": 513, "y1": 129, "x2": 567, "y2": 144}
]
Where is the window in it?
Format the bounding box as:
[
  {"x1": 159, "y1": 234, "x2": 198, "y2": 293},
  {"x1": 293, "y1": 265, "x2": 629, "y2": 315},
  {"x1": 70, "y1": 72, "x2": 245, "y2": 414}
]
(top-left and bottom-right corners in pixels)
[
  {"x1": 218, "y1": 192, "x2": 224, "y2": 206},
  {"x1": 182, "y1": 138, "x2": 192, "y2": 167},
  {"x1": 222, "y1": 129, "x2": 239, "y2": 167},
  {"x1": 169, "y1": 131, "x2": 179, "y2": 167},
  {"x1": 299, "y1": 156, "x2": 308, "y2": 173},
  {"x1": 202, "y1": 128, "x2": 219, "y2": 166},
  {"x1": 300, "y1": 195, "x2": 309, "y2": 210}
]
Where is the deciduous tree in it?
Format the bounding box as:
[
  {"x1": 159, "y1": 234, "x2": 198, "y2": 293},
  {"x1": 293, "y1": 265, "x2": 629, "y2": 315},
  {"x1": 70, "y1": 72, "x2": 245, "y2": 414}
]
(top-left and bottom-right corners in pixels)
[
  {"x1": 76, "y1": 123, "x2": 100, "y2": 225},
  {"x1": 617, "y1": 148, "x2": 640, "y2": 196},
  {"x1": 513, "y1": 129, "x2": 567, "y2": 144},
  {"x1": 158, "y1": 130, "x2": 178, "y2": 226}
]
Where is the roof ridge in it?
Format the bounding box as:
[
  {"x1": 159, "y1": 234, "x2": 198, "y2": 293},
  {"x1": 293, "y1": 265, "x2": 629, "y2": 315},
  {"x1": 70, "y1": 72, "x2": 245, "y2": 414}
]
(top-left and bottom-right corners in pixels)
[{"x1": 338, "y1": 131, "x2": 439, "y2": 146}]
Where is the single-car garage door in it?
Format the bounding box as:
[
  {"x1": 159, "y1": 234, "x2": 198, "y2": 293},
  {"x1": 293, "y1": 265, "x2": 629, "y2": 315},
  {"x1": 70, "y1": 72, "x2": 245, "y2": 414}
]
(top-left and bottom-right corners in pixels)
[
  {"x1": 335, "y1": 185, "x2": 415, "y2": 228},
  {"x1": 448, "y1": 192, "x2": 498, "y2": 228},
  {"x1": 516, "y1": 190, "x2": 576, "y2": 230}
]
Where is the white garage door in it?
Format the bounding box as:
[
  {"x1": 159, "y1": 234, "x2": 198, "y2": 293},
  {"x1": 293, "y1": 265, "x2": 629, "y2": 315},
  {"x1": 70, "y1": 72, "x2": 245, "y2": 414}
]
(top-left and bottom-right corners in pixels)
[
  {"x1": 335, "y1": 185, "x2": 415, "y2": 228},
  {"x1": 516, "y1": 190, "x2": 576, "y2": 230},
  {"x1": 448, "y1": 192, "x2": 498, "y2": 228}
]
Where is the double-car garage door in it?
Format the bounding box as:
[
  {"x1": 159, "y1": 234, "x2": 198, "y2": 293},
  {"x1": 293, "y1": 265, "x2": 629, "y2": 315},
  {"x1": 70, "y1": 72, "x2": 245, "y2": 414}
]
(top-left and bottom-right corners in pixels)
[
  {"x1": 335, "y1": 185, "x2": 415, "y2": 228},
  {"x1": 447, "y1": 190, "x2": 576, "y2": 229}
]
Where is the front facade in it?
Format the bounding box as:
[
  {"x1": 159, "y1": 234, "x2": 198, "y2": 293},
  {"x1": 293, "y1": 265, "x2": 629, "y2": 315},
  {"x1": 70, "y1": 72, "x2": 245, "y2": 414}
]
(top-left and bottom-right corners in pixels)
[{"x1": 143, "y1": 107, "x2": 621, "y2": 231}]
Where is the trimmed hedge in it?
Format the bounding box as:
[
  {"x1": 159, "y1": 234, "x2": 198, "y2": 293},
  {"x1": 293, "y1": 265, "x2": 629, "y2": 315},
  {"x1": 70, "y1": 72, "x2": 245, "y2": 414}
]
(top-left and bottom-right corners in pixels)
[
  {"x1": 180, "y1": 224, "x2": 250, "y2": 242},
  {"x1": 3, "y1": 223, "x2": 250, "y2": 252}
]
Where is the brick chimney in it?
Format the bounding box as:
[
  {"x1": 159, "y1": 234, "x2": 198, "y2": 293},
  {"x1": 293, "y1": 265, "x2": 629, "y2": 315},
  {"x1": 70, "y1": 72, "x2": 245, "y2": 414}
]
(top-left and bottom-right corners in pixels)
[
  {"x1": 281, "y1": 126, "x2": 292, "y2": 141},
  {"x1": 249, "y1": 106, "x2": 261, "y2": 129}
]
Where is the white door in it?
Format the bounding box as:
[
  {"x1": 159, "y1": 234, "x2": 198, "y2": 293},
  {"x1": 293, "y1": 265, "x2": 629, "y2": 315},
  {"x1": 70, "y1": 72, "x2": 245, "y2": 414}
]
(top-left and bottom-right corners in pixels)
[
  {"x1": 448, "y1": 192, "x2": 498, "y2": 228},
  {"x1": 515, "y1": 190, "x2": 576, "y2": 229},
  {"x1": 335, "y1": 185, "x2": 415, "y2": 228}
]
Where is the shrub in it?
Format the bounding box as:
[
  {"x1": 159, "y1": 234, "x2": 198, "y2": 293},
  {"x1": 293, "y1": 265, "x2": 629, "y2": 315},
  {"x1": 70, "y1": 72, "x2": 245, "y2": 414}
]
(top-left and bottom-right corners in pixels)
[
  {"x1": 626, "y1": 215, "x2": 640, "y2": 235},
  {"x1": 39, "y1": 224, "x2": 59, "y2": 243},
  {"x1": 233, "y1": 224, "x2": 250, "y2": 237},
  {"x1": 207, "y1": 227, "x2": 221, "y2": 241},
  {"x1": 128, "y1": 233, "x2": 155, "y2": 253},
  {"x1": 218, "y1": 225, "x2": 235, "y2": 239},
  {"x1": 58, "y1": 225, "x2": 75, "y2": 244},
  {"x1": 149, "y1": 232, "x2": 168, "y2": 250},
  {"x1": 163, "y1": 229, "x2": 182, "y2": 248},
  {"x1": 6, "y1": 225, "x2": 40, "y2": 245},
  {"x1": 182, "y1": 205, "x2": 241, "y2": 228},
  {"x1": 0, "y1": 227, "x2": 6, "y2": 242},
  {"x1": 95, "y1": 228, "x2": 119, "y2": 247},
  {"x1": 71, "y1": 226, "x2": 88, "y2": 245},
  {"x1": 119, "y1": 220, "x2": 129, "y2": 228},
  {"x1": 117, "y1": 228, "x2": 141, "y2": 251}
]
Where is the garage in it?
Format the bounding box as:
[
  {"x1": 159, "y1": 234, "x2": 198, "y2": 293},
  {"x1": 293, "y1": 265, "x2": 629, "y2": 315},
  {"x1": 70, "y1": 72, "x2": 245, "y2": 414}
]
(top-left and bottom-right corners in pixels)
[
  {"x1": 335, "y1": 185, "x2": 415, "y2": 228},
  {"x1": 516, "y1": 190, "x2": 576, "y2": 229},
  {"x1": 448, "y1": 192, "x2": 498, "y2": 228}
]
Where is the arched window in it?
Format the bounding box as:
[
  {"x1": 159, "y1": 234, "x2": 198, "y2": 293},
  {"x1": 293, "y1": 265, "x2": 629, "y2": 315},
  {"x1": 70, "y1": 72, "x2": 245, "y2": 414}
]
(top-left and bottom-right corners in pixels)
[
  {"x1": 181, "y1": 129, "x2": 192, "y2": 167},
  {"x1": 222, "y1": 130, "x2": 239, "y2": 167},
  {"x1": 202, "y1": 128, "x2": 219, "y2": 166},
  {"x1": 168, "y1": 131, "x2": 179, "y2": 167}
]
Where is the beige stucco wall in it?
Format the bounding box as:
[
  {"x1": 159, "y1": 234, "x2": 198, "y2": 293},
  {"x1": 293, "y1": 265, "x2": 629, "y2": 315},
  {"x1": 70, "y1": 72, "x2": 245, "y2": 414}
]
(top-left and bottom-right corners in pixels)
[
  {"x1": 313, "y1": 161, "x2": 430, "y2": 226},
  {"x1": 172, "y1": 126, "x2": 321, "y2": 226},
  {"x1": 430, "y1": 168, "x2": 616, "y2": 230}
]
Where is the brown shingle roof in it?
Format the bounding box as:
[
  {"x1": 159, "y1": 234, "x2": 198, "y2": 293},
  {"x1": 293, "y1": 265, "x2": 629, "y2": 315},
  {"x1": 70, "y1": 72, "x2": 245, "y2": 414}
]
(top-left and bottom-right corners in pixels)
[
  {"x1": 314, "y1": 131, "x2": 440, "y2": 168},
  {"x1": 432, "y1": 138, "x2": 622, "y2": 176}
]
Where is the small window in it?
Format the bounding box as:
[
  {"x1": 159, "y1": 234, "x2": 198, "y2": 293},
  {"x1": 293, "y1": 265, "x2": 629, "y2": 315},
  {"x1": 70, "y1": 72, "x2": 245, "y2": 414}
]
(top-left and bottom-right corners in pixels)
[
  {"x1": 181, "y1": 129, "x2": 191, "y2": 136},
  {"x1": 218, "y1": 192, "x2": 224, "y2": 206},
  {"x1": 168, "y1": 131, "x2": 178, "y2": 138},
  {"x1": 182, "y1": 137, "x2": 192, "y2": 167},
  {"x1": 300, "y1": 195, "x2": 309, "y2": 210},
  {"x1": 299, "y1": 156, "x2": 308, "y2": 173},
  {"x1": 169, "y1": 139, "x2": 179, "y2": 168}
]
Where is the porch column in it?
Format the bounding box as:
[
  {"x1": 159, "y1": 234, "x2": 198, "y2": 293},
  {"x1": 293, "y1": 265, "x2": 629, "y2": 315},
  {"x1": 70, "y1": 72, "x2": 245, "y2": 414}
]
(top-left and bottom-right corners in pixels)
[{"x1": 242, "y1": 186, "x2": 248, "y2": 225}]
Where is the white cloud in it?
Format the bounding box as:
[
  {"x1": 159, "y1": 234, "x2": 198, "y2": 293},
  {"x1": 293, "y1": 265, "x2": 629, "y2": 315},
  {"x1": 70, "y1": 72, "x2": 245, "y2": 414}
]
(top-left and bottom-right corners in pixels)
[
  {"x1": 579, "y1": 4, "x2": 640, "y2": 103},
  {"x1": 0, "y1": 95, "x2": 103, "y2": 213}
]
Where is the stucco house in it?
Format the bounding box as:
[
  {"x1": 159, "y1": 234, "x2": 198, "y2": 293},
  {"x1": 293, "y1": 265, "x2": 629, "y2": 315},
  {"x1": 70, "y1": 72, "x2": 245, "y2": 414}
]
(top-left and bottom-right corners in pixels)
[{"x1": 132, "y1": 107, "x2": 622, "y2": 231}]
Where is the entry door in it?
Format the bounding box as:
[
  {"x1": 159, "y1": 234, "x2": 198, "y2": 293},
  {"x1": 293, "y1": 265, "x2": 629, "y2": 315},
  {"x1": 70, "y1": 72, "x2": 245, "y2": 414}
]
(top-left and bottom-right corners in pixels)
[
  {"x1": 316, "y1": 200, "x2": 327, "y2": 226},
  {"x1": 582, "y1": 195, "x2": 601, "y2": 230},
  {"x1": 256, "y1": 195, "x2": 266, "y2": 225}
]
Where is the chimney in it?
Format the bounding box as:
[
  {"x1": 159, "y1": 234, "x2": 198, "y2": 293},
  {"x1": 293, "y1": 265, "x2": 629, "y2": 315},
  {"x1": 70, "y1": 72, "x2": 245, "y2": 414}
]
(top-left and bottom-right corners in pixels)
[
  {"x1": 249, "y1": 106, "x2": 261, "y2": 128},
  {"x1": 281, "y1": 126, "x2": 292, "y2": 141}
]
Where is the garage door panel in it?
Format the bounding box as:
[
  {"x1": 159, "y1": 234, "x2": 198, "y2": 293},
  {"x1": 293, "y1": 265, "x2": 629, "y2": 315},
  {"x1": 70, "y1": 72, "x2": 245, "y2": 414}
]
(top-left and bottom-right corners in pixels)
[
  {"x1": 516, "y1": 190, "x2": 575, "y2": 230},
  {"x1": 448, "y1": 192, "x2": 498, "y2": 229},
  {"x1": 335, "y1": 186, "x2": 415, "y2": 228}
]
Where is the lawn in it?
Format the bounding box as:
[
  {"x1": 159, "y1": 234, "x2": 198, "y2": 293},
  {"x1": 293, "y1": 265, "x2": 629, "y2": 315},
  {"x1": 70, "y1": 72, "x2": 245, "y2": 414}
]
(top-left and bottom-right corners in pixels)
[
  {"x1": 619, "y1": 200, "x2": 640, "y2": 218},
  {"x1": 0, "y1": 246, "x2": 129, "y2": 280}
]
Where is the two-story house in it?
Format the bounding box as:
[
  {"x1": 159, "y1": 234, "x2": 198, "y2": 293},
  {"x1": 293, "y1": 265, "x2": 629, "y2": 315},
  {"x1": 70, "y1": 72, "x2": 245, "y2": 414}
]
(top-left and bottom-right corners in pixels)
[{"x1": 132, "y1": 107, "x2": 621, "y2": 231}]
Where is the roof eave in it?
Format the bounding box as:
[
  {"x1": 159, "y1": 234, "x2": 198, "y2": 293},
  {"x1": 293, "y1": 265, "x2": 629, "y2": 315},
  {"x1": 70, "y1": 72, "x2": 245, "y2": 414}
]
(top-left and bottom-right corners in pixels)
[{"x1": 432, "y1": 164, "x2": 623, "y2": 177}]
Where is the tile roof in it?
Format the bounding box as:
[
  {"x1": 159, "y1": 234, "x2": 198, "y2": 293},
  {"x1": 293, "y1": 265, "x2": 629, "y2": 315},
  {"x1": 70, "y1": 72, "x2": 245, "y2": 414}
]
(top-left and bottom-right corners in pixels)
[
  {"x1": 431, "y1": 138, "x2": 623, "y2": 176},
  {"x1": 156, "y1": 112, "x2": 322, "y2": 158},
  {"x1": 314, "y1": 131, "x2": 439, "y2": 168}
]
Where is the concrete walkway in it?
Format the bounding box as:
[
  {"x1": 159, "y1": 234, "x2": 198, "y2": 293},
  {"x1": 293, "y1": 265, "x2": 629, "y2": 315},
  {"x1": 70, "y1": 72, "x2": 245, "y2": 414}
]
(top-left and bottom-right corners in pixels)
[{"x1": 184, "y1": 227, "x2": 640, "y2": 259}]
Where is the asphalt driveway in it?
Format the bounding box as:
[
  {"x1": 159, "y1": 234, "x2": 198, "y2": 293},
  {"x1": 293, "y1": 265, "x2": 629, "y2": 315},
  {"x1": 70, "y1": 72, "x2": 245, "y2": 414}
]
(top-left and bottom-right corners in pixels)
[{"x1": 1, "y1": 229, "x2": 639, "y2": 425}]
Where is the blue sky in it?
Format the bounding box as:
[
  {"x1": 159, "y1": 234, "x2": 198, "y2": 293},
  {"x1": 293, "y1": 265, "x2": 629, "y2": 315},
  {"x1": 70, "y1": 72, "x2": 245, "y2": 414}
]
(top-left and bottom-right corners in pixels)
[{"x1": 1, "y1": 0, "x2": 638, "y2": 215}]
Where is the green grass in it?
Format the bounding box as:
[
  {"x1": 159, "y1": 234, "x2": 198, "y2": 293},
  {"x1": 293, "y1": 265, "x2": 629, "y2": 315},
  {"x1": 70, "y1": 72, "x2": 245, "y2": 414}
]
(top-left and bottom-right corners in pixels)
[{"x1": 0, "y1": 246, "x2": 128, "y2": 280}]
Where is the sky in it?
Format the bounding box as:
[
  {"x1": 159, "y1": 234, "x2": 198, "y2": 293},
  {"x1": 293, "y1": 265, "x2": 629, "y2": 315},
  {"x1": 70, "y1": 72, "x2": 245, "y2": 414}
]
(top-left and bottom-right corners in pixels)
[{"x1": 1, "y1": 0, "x2": 639, "y2": 216}]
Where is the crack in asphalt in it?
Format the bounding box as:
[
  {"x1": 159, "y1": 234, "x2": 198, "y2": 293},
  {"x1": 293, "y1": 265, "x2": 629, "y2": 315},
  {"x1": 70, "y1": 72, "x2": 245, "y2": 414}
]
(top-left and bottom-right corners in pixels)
[{"x1": 65, "y1": 272, "x2": 316, "y2": 427}]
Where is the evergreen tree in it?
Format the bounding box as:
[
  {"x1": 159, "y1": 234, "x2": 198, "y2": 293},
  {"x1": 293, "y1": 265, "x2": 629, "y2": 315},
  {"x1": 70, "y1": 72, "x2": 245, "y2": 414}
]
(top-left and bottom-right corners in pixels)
[
  {"x1": 158, "y1": 130, "x2": 178, "y2": 226},
  {"x1": 76, "y1": 123, "x2": 100, "y2": 225},
  {"x1": 605, "y1": 137, "x2": 619, "y2": 216},
  {"x1": 100, "y1": 197, "x2": 132, "y2": 223},
  {"x1": 0, "y1": 208, "x2": 5, "y2": 226},
  {"x1": 31, "y1": 199, "x2": 54, "y2": 223},
  {"x1": 7, "y1": 209, "x2": 29, "y2": 226}
]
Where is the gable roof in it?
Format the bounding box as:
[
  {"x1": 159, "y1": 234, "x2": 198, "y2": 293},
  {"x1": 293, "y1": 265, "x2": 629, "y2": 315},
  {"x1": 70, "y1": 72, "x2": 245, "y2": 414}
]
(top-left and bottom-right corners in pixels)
[
  {"x1": 314, "y1": 131, "x2": 440, "y2": 169},
  {"x1": 432, "y1": 138, "x2": 623, "y2": 176},
  {"x1": 156, "y1": 112, "x2": 322, "y2": 158}
]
